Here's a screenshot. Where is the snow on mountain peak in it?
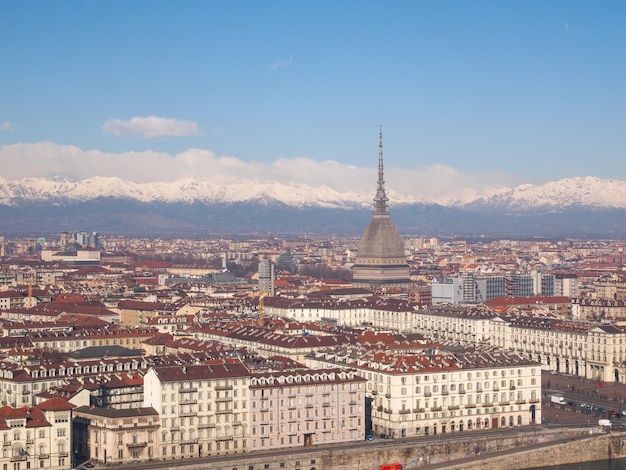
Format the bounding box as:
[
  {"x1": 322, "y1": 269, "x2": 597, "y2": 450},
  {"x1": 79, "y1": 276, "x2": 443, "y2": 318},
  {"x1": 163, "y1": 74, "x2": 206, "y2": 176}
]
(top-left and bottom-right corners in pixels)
[{"x1": 1, "y1": 175, "x2": 626, "y2": 211}]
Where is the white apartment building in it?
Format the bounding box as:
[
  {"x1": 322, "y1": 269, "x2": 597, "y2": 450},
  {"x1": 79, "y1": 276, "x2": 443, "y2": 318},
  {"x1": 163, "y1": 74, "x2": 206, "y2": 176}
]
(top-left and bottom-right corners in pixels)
[
  {"x1": 307, "y1": 345, "x2": 541, "y2": 439},
  {"x1": 490, "y1": 315, "x2": 626, "y2": 382},
  {"x1": 264, "y1": 297, "x2": 415, "y2": 331},
  {"x1": 411, "y1": 305, "x2": 495, "y2": 344}
]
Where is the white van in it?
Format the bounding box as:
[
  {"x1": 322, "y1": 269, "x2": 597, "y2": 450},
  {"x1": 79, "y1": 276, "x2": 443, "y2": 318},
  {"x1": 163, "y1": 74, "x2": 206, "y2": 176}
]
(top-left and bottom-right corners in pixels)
[{"x1": 598, "y1": 419, "x2": 612, "y2": 428}]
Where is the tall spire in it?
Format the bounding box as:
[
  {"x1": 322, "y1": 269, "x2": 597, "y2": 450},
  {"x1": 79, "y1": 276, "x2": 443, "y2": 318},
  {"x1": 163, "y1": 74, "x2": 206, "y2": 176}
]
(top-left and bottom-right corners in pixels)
[{"x1": 374, "y1": 126, "x2": 389, "y2": 216}]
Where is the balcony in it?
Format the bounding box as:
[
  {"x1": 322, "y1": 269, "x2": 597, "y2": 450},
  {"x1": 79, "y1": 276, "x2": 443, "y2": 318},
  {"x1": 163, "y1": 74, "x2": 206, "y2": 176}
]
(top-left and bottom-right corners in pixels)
[
  {"x1": 179, "y1": 388, "x2": 198, "y2": 394},
  {"x1": 179, "y1": 399, "x2": 197, "y2": 405},
  {"x1": 180, "y1": 438, "x2": 198, "y2": 445},
  {"x1": 385, "y1": 393, "x2": 391, "y2": 399},
  {"x1": 198, "y1": 423, "x2": 216, "y2": 429},
  {"x1": 11, "y1": 455, "x2": 27, "y2": 462},
  {"x1": 413, "y1": 408, "x2": 425, "y2": 413},
  {"x1": 58, "y1": 452, "x2": 69, "y2": 458},
  {"x1": 377, "y1": 405, "x2": 383, "y2": 412},
  {"x1": 215, "y1": 384, "x2": 233, "y2": 391},
  {"x1": 529, "y1": 398, "x2": 540, "y2": 403},
  {"x1": 424, "y1": 392, "x2": 432, "y2": 397},
  {"x1": 441, "y1": 390, "x2": 449, "y2": 396},
  {"x1": 383, "y1": 408, "x2": 393, "y2": 414},
  {"x1": 38, "y1": 454, "x2": 49, "y2": 459},
  {"x1": 458, "y1": 389, "x2": 466, "y2": 394},
  {"x1": 448, "y1": 405, "x2": 459, "y2": 411},
  {"x1": 515, "y1": 400, "x2": 527, "y2": 405},
  {"x1": 179, "y1": 412, "x2": 196, "y2": 417},
  {"x1": 371, "y1": 390, "x2": 378, "y2": 396},
  {"x1": 399, "y1": 409, "x2": 410, "y2": 415},
  {"x1": 465, "y1": 404, "x2": 476, "y2": 409},
  {"x1": 482, "y1": 402, "x2": 493, "y2": 407},
  {"x1": 215, "y1": 397, "x2": 233, "y2": 403},
  {"x1": 431, "y1": 406, "x2": 442, "y2": 412}
]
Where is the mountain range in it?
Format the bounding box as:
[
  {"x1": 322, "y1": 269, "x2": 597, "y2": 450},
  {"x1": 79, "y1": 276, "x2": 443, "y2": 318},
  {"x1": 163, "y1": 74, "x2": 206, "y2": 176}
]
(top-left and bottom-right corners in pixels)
[{"x1": 1, "y1": 175, "x2": 626, "y2": 238}]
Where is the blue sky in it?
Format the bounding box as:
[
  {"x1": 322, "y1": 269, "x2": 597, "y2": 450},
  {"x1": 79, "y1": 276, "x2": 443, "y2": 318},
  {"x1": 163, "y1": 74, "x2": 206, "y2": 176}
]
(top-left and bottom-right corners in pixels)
[{"x1": 1, "y1": 1, "x2": 626, "y2": 197}]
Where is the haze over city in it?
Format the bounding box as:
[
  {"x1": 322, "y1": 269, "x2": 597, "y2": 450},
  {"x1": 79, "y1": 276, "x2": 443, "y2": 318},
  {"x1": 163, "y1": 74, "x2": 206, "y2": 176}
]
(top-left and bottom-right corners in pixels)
[{"x1": 2, "y1": 1, "x2": 626, "y2": 202}]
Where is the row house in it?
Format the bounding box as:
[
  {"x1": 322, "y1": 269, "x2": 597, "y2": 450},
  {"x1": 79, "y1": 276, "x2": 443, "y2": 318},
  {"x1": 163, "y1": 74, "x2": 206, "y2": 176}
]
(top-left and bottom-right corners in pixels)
[
  {"x1": 1, "y1": 302, "x2": 119, "y2": 324},
  {"x1": 248, "y1": 368, "x2": 365, "y2": 450},
  {"x1": 26, "y1": 327, "x2": 156, "y2": 353},
  {"x1": 307, "y1": 345, "x2": 541, "y2": 439},
  {"x1": 571, "y1": 298, "x2": 626, "y2": 321},
  {"x1": 0, "y1": 397, "x2": 74, "y2": 470},
  {"x1": 490, "y1": 315, "x2": 626, "y2": 382},
  {"x1": 0, "y1": 356, "x2": 150, "y2": 408},
  {"x1": 263, "y1": 297, "x2": 415, "y2": 331},
  {"x1": 190, "y1": 325, "x2": 351, "y2": 363},
  {"x1": 411, "y1": 305, "x2": 496, "y2": 344}
]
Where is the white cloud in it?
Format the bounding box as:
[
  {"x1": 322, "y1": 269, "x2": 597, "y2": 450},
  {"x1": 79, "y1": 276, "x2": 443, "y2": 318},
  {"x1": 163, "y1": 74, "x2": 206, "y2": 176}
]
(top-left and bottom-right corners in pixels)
[
  {"x1": 0, "y1": 121, "x2": 15, "y2": 132},
  {"x1": 269, "y1": 56, "x2": 293, "y2": 71},
  {"x1": 102, "y1": 116, "x2": 200, "y2": 138},
  {"x1": 0, "y1": 142, "x2": 522, "y2": 202}
]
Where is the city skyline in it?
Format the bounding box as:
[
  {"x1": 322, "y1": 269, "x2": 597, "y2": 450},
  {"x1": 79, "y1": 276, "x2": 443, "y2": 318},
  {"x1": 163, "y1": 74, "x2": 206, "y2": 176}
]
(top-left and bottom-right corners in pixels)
[{"x1": 2, "y1": 1, "x2": 626, "y2": 200}]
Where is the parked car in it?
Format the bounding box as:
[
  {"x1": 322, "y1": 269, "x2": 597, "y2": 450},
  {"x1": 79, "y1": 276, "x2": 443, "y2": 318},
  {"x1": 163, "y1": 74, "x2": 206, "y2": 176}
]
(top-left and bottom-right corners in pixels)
[{"x1": 366, "y1": 434, "x2": 374, "y2": 441}]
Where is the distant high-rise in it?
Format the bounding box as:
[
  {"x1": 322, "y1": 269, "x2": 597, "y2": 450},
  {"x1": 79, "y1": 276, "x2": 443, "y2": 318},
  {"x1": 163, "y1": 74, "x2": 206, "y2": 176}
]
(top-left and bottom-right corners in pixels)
[
  {"x1": 258, "y1": 257, "x2": 275, "y2": 296},
  {"x1": 352, "y1": 129, "x2": 411, "y2": 289}
]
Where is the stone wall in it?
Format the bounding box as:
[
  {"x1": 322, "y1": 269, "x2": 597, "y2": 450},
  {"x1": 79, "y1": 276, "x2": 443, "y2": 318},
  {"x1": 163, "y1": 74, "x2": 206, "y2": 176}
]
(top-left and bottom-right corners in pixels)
[{"x1": 128, "y1": 428, "x2": 624, "y2": 470}]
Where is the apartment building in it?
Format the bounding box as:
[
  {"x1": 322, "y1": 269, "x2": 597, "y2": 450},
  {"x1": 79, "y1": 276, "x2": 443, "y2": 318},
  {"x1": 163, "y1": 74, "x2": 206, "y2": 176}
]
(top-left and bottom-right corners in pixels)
[
  {"x1": 307, "y1": 345, "x2": 541, "y2": 439},
  {"x1": 248, "y1": 368, "x2": 365, "y2": 450},
  {"x1": 411, "y1": 304, "x2": 496, "y2": 344},
  {"x1": 190, "y1": 325, "x2": 351, "y2": 363},
  {"x1": 142, "y1": 361, "x2": 251, "y2": 460},
  {"x1": 73, "y1": 406, "x2": 160, "y2": 466},
  {"x1": 0, "y1": 397, "x2": 74, "y2": 470}
]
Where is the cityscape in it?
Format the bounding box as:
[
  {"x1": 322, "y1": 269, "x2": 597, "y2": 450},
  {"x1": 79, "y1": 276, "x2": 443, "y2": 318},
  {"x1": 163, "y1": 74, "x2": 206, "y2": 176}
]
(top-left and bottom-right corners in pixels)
[
  {"x1": 3, "y1": 2, "x2": 626, "y2": 470},
  {"x1": 2, "y1": 135, "x2": 626, "y2": 469}
]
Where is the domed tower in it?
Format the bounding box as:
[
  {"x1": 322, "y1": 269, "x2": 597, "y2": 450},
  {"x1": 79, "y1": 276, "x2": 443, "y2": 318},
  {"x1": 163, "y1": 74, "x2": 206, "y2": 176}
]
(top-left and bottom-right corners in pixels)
[{"x1": 352, "y1": 129, "x2": 411, "y2": 288}]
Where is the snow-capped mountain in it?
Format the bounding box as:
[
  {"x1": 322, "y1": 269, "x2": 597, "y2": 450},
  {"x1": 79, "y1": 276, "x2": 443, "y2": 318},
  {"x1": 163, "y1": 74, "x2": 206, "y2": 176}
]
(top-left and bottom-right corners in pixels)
[
  {"x1": 2, "y1": 175, "x2": 626, "y2": 211},
  {"x1": 0, "y1": 176, "x2": 373, "y2": 209},
  {"x1": 2, "y1": 175, "x2": 626, "y2": 237}
]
